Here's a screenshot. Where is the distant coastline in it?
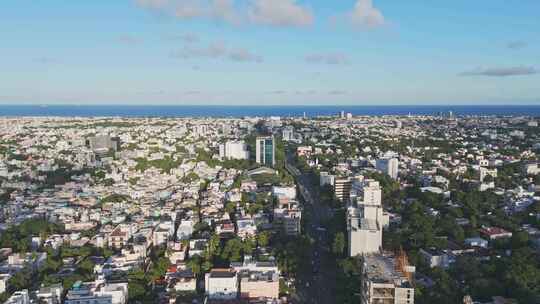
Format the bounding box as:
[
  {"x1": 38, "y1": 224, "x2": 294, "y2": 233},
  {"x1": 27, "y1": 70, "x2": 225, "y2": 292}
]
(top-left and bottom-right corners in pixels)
[{"x1": 0, "y1": 105, "x2": 540, "y2": 118}]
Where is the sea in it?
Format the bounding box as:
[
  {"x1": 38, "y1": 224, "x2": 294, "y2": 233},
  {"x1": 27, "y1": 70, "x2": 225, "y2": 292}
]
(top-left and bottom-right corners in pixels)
[{"x1": 0, "y1": 105, "x2": 539, "y2": 118}]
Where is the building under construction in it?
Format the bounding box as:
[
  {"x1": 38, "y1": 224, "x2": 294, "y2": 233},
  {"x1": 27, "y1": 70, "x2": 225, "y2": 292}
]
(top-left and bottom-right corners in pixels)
[{"x1": 360, "y1": 250, "x2": 415, "y2": 304}]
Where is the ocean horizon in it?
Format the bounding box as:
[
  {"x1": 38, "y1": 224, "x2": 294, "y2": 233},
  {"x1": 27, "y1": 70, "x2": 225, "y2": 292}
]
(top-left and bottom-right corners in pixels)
[{"x1": 0, "y1": 105, "x2": 540, "y2": 118}]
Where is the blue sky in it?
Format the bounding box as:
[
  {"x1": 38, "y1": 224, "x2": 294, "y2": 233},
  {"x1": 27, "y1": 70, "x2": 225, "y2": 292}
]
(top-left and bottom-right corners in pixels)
[{"x1": 1, "y1": 0, "x2": 539, "y2": 105}]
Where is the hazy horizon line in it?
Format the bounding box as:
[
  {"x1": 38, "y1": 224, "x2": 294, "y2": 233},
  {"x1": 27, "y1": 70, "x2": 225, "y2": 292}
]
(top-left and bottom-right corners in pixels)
[{"x1": 1, "y1": 103, "x2": 540, "y2": 107}]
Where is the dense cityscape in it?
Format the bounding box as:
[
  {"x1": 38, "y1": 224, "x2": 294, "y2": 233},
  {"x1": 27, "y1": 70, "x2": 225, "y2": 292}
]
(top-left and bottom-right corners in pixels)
[{"x1": 0, "y1": 112, "x2": 539, "y2": 304}]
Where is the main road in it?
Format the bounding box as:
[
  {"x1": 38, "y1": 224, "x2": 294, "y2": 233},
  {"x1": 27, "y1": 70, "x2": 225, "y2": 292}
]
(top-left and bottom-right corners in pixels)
[{"x1": 286, "y1": 157, "x2": 337, "y2": 304}]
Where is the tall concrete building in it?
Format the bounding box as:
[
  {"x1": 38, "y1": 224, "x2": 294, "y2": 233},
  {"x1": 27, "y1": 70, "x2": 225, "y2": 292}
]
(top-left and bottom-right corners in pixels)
[
  {"x1": 360, "y1": 253, "x2": 415, "y2": 304},
  {"x1": 256, "y1": 136, "x2": 275, "y2": 167},
  {"x1": 348, "y1": 178, "x2": 415, "y2": 303},
  {"x1": 282, "y1": 127, "x2": 294, "y2": 142},
  {"x1": 376, "y1": 158, "x2": 399, "y2": 180},
  {"x1": 87, "y1": 135, "x2": 119, "y2": 152},
  {"x1": 219, "y1": 141, "x2": 249, "y2": 160},
  {"x1": 320, "y1": 171, "x2": 335, "y2": 187},
  {"x1": 334, "y1": 178, "x2": 352, "y2": 202},
  {"x1": 347, "y1": 179, "x2": 386, "y2": 256}
]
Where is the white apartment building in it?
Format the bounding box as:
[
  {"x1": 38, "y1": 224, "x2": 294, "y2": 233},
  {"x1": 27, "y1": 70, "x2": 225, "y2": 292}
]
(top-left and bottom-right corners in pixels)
[
  {"x1": 282, "y1": 127, "x2": 294, "y2": 141},
  {"x1": 272, "y1": 186, "x2": 297, "y2": 200},
  {"x1": 205, "y1": 269, "x2": 239, "y2": 300},
  {"x1": 0, "y1": 273, "x2": 10, "y2": 294},
  {"x1": 4, "y1": 289, "x2": 30, "y2": 304},
  {"x1": 36, "y1": 284, "x2": 63, "y2": 304},
  {"x1": 0, "y1": 162, "x2": 8, "y2": 178},
  {"x1": 348, "y1": 179, "x2": 387, "y2": 256},
  {"x1": 219, "y1": 141, "x2": 249, "y2": 160},
  {"x1": 522, "y1": 162, "x2": 540, "y2": 175},
  {"x1": 319, "y1": 171, "x2": 335, "y2": 187},
  {"x1": 176, "y1": 219, "x2": 194, "y2": 240},
  {"x1": 64, "y1": 280, "x2": 128, "y2": 304},
  {"x1": 376, "y1": 158, "x2": 399, "y2": 180},
  {"x1": 479, "y1": 167, "x2": 497, "y2": 182},
  {"x1": 273, "y1": 201, "x2": 302, "y2": 236}
]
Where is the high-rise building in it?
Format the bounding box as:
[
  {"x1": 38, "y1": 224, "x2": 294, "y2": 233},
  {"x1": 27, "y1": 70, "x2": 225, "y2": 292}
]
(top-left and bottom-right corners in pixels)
[
  {"x1": 334, "y1": 178, "x2": 352, "y2": 202},
  {"x1": 219, "y1": 141, "x2": 249, "y2": 160},
  {"x1": 376, "y1": 158, "x2": 399, "y2": 179},
  {"x1": 282, "y1": 127, "x2": 294, "y2": 142},
  {"x1": 347, "y1": 179, "x2": 385, "y2": 256},
  {"x1": 256, "y1": 136, "x2": 275, "y2": 167},
  {"x1": 360, "y1": 253, "x2": 415, "y2": 304},
  {"x1": 319, "y1": 172, "x2": 335, "y2": 187},
  {"x1": 87, "y1": 135, "x2": 119, "y2": 152}
]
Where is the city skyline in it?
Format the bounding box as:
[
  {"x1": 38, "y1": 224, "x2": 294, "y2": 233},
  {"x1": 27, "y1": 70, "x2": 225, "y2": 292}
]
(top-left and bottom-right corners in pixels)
[{"x1": 1, "y1": 0, "x2": 540, "y2": 105}]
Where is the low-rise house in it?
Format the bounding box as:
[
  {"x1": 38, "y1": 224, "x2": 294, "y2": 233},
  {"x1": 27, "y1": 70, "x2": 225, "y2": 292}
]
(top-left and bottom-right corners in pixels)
[
  {"x1": 238, "y1": 270, "x2": 279, "y2": 300},
  {"x1": 64, "y1": 279, "x2": 128, "y2": 304},
  {"x1": 420, "y1": 248, "x2": 455, "y2": 268},
  {"x1": 216, "y1": 220, "x2": 235, "y2": 236},
  {"x1": 189, "y1": 239, "x2": 208, "y2": 257},
  {"x1": 166, "y1": 264, "x2": 197, "y2": 292},
  {"x1": 273, "y1": 201, "x2": 302, "y2": 236},
  {"x1": 522, "y1": 162, "x2": 540, "y2": 176},
  {"x1": 167, "y1": 241, "x2": 188, "y2": 264},
  {"x1": 236, "y1": 217, "x2": 257, "y2": 239},
  {"x1": 35, "y1": 284, "x2": 63, "y2": 304},
  {"x1": 231, "y1": 256, "x2": 280, "y2": 300},
  {"x1": 108, "y1": 225, "x2": 131, "y2": 249},
  {"x1": 0, "y1": 273, "x2": 11, "y2": 294},
  {"x1": 464, "y1": 237, "x2": 489, "y2": 249},
  {"x1": 479, "y1": 227, "x2": 513, "y2": 240},
  {"x1": 176, "y1": 219, "x2": 194, "y2": 240},
  {"x1": 4, "y1": 289, "x2": 30, "y2": 304}
]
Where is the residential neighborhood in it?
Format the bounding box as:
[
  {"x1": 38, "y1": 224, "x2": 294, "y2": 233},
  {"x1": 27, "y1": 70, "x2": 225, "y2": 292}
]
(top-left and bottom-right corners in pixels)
[{"x1": 0, "y1": 113, "x2": 539, "y2": 304}]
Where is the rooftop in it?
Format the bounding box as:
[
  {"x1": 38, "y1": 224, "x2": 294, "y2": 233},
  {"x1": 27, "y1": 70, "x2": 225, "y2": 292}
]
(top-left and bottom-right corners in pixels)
[
  {"x1": 209, "y1": 268, "x2": 236, "y2": 278},
  {"x1": 363, "y1": 254, "x2": 413, "y2": 288}
]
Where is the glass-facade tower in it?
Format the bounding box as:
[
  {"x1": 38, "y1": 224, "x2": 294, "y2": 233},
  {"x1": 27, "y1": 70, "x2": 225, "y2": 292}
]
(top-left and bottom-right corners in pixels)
[{"x1": 256, "y1": 136, "x2": 275, "y2": 167}]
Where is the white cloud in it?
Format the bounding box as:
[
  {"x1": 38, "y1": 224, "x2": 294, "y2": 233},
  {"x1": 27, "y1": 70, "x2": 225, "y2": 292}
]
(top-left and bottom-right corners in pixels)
[
  {"x1": 170, "y1": 41, "x2": 262, "y2": 63},
  {"x1": 328, "y1": 90, "x2": 347, "y2": 95},
  {"x1": 117, "y1": 34, "x2": 142, "y2": 45},
  {"x1": 459, "y1": 66, "x2": 538, "y2": 77},
  {"x1": 136, "y1": 0, "x2": 240, "y2": 24},
  {"x1": 305, "y1": 52, "x2": 350, "y2": 65},
  {"x1": 210, "y1": 0, "x2": 240, "y2": 24},
  {"x1": 228, "y1": 48, "x2": 263, "y2": 62},
  {"x1": 349, "y1": 0, "x2": 385, "y2": 28},
  {"x1": 172, "y1": 1, "x2": 206, "y2": 19},
  {"x1": 135, "y1": 0, "x2": 169, "y2": 9},
  {"x1": 134, "y1": 0, "x2": 313, "y2": 27},
  {"x1": 165, "y1": 33, "x2": 200, "y2": 43},
  {"x1": 170, "y1": 41, "x2": 227, "y2": 59},
  {"x1": 507, "y1": 41, "x2": 527, "y2": 50},
  {"x1": 247, "y1": 0, "x2": 314, "y2": 27}
]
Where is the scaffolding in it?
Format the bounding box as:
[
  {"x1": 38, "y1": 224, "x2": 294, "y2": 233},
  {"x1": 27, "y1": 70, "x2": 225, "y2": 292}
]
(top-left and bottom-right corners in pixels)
[{"x1": 395, "y1": 247, "x2": 413, "y2": 284}]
